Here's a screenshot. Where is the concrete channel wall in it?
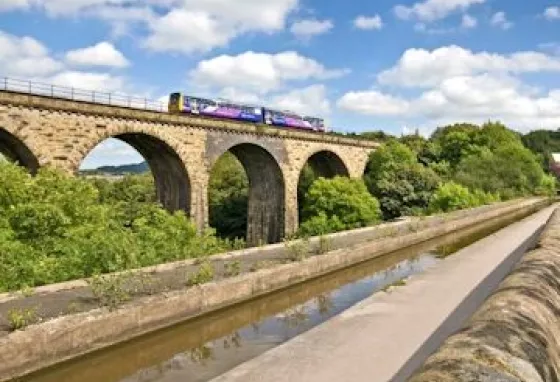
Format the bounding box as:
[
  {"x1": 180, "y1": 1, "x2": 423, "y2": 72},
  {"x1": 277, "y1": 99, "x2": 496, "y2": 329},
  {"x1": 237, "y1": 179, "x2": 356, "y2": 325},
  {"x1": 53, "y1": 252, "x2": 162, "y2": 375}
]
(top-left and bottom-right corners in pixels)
[
  {"x1": 0, "y1": 198, "x2": 550, "y2": 381},
  {"x1": 408, "y1": 208, "x2": 560, "y2": 382}
]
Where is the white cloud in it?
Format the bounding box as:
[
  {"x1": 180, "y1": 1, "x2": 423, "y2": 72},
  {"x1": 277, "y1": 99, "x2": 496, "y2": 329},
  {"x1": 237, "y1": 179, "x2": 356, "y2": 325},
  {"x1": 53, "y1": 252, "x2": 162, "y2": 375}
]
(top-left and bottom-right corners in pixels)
[
  {"x1": 354, "y1": 15, "x2": 384, "y2": 30},
  {"x1": 0, "y1": 0, "x2": 30, "y2": 12},
  {"x1": 144, "y1": 0, "x2": 299, "y2": 53},
  {"x1": 189, "y1": 51, "x2": 348, "y2": 93},
  {"x1": 461, "y1": 14, "x2": 477, "y2": 29},
  {"x1": 143, "y1": 9, "x2": 231, "y2": 54},
  {"x1": 338, "y1": 45, "x2": 560, "y2": 131},
  {"x1": 65, "y1": 42, "x2": 129, "y2": 68},
  {"x1": 377, "y1": 45, "x2": 560, "y2": 88},
  {"x1": 49, "y1": 71, "x2": 126, "y2": 92},
  {"x1": 0, "y1": 31, "x2": 63, "y2": 78},
  {"x1": 544, "y1": 6, "x2": 560, "y2": 20},
  {"x1": 271, "y1": 84, "x2": 330, "y2": 115},
  {"x1": 490, "y1": 11, "x2": 513, "y2": 30},
  {"x1": 337, "y1": 90, "x2": 409, "y2": 116},
  {"x1": 0, "y1": 0, "x2": 300, "y2": 55},
  {"x1": 290, "y1": 19, "x2": 333, "y2": 40},
  {"x1": 394, "y1": 0, "x2": 485, "y2": 22}
]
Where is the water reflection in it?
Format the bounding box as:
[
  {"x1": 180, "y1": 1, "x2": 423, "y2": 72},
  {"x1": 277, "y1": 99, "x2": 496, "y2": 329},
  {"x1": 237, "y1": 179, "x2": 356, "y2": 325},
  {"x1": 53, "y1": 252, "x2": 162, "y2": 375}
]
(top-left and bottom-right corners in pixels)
[{"x1": 19, "y1": 207, "x2": 537, "y2": 382}]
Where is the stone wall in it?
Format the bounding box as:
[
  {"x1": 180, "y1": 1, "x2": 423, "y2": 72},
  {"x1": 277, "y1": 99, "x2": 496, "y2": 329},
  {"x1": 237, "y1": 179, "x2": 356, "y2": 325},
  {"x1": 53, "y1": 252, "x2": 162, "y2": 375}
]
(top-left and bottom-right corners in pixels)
[
  {"x1": 0, "y1": 91, "x2": 376, "y2": 242},
  {"x1": 408, "y1": 208, "x2": 560, "y2": 382}
]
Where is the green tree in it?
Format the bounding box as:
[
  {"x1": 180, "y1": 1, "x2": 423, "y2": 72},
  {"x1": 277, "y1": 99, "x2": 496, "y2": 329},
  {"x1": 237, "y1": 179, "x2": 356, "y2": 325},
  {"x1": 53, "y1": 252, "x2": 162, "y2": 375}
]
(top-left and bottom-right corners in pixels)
[
  {"x1": 454, "y1": 144, "x2": 546, "y2": 198},
  {"x1": 364, "y1": 142, "x2": 440, "y2": 219},
  {"x1": 299, "y1": 177, "x2": 381, "y2": 236}
]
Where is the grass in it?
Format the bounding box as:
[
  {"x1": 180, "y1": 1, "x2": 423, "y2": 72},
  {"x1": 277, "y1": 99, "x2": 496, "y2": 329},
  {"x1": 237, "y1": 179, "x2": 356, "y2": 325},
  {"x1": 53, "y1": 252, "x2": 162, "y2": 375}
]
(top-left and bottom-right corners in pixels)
[
  {"x1": 186, "y1": 262, "x2": 215, "y2": 286},
  {"x1": 7, "y1": 306, "x2": 39, "y2": 331}
]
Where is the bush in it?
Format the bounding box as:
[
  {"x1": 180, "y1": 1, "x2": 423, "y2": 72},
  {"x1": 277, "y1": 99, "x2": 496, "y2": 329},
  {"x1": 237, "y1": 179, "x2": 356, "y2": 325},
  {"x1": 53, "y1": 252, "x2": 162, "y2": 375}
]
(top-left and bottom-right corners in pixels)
[
  {"x1": 428, "y1": 182, "x2": 499, "y2": 213},
  {"x1": 299, "y1": 177, "x2": 381, "y2": 236},
  {"x1": 0, "y1": 163, "x2": 236, "y2": 292}
]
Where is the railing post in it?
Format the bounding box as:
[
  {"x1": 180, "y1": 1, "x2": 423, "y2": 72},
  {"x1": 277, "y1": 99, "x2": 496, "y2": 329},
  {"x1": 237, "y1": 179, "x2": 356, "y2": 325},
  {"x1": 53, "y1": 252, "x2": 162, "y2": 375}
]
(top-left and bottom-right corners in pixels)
[
  {"x1": 92, "y1": 91, "x2": 95, "y2": 103},
  {"x1": 28, "y1": 80, "x2": 32, "y2": 94},
  {"x1": 108, "y1": 93, "x2": 111, "y2": 105},
  {"x1": 71, "y1": 87, "x2": 74, "y2": 100},
  {"x1": 128, "y1": 97, "x2": 131, "y2": 108},
  {"x1": 144, "y1": 98, "x2": 147, "y2": 109},
  {"x1": 3, "y1": 77, "x2": 7, "y2": 90},
  {"x1": 51, "y1": 85, "x2": 54, "y2": 97}
]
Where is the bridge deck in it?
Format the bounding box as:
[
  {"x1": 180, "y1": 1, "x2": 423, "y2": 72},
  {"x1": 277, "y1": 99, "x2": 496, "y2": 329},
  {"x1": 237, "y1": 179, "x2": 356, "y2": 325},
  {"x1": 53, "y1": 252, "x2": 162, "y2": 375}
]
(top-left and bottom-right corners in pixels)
[
  {"x1": 210, "y1": 204, "x2": 556, "y2": 382},
  {"x1": 0, "y1": 90, "x2": 378, "y2": 149}
]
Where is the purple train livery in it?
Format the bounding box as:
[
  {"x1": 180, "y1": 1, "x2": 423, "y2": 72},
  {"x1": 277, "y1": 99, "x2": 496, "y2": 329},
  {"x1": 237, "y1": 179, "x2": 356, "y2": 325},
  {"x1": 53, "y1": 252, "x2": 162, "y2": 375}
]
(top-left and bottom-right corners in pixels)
[{"x1": 168, "y1": 92, "x2": 326, "y2": 133}]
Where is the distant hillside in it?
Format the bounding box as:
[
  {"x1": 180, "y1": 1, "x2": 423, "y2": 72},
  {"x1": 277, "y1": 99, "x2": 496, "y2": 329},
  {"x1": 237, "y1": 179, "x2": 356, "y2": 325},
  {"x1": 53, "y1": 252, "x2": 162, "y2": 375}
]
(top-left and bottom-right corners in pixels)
[{"x1": 81, "y1": 161, "x2": 149, "y2": 175}]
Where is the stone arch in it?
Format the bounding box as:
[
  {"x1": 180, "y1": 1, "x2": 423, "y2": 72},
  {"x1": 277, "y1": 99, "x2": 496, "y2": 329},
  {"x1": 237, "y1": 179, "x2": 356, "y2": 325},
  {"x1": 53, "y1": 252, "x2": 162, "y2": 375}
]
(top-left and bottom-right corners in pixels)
[
  {"x1": 0, "y1": 127, "x2": 40, "y2": 174},
  {"x1": 302, "y1": 150, "x2": 350, "y2": 178},
  {"x1": 210, "y1": 143, "x2": 285, "y2": 246},
  {"x1": 75, "y1": 129, "x2": 191, "y2": 215}
]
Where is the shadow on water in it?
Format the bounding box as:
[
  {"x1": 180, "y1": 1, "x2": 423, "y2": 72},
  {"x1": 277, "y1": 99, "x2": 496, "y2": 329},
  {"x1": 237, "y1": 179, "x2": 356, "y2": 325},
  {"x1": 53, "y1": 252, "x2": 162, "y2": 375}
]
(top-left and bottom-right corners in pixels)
[{"x1": 16, "y1": 207, "x2": 538, "y2": 382}]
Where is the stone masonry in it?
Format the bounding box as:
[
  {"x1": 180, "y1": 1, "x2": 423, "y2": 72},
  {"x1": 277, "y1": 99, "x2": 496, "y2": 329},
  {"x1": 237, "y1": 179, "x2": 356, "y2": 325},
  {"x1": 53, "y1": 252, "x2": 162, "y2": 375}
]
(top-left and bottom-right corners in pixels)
[{"x1": 0, "y1": 91, "x2": 378, "y2": 245}]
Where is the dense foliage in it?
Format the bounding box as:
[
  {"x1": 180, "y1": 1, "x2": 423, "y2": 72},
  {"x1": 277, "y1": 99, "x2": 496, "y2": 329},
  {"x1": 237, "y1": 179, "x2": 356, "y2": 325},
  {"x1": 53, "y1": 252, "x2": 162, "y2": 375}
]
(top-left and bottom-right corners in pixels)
[
  {"x1": 208, "y1": 152, "x2": 248, "y2": 240},
  {"x1": 364, "y1": 142, "x2": 440, "y2": 219},
  {"x1": 0, "y1": 164, "x2": 238, "y2": 292},
  {"x1": 364, "y1": 122, "x2": 556, "y2": 219},
  {"x1": 1, "y1": 120, "x2": 556, "y2": 292},
  {"x1": 298, "y1": 177, "x2": 381, "y2": 236}
]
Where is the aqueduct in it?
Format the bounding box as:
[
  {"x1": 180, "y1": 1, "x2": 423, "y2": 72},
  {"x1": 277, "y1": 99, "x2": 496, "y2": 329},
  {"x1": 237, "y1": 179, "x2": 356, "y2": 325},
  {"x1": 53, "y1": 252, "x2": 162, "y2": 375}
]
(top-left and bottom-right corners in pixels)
[{"x1": 0, "y1": 90, "x2": 378, "y2": 245}]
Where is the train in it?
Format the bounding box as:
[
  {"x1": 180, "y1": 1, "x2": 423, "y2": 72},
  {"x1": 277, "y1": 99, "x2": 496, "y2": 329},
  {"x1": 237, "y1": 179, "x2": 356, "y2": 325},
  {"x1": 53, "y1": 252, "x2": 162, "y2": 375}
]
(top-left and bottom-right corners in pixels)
[{"x1": 168, "y1": 92, "x2": 327, "y2": 133}]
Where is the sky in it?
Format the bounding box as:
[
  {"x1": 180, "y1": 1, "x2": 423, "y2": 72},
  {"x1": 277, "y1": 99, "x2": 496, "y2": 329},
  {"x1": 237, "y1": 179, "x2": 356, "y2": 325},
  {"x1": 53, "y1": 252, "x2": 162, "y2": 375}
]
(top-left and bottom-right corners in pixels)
[{"x1": 0, "y1": 0, "x2": 559, "y2": 168}]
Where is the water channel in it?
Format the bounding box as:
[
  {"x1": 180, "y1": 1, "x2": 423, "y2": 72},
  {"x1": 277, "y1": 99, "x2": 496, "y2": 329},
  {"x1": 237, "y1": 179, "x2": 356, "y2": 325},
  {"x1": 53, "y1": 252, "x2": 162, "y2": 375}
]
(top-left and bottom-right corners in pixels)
[{"x1": 16, "y1": 208, "x2": 538, "y2": 382}]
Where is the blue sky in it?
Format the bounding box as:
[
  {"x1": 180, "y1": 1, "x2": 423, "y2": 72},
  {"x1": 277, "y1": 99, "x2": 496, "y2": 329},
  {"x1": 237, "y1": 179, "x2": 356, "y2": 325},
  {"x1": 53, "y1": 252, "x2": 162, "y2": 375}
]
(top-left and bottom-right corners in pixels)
[{"x1": 0, "y1": 0, "x2": 559, "y2": 168}]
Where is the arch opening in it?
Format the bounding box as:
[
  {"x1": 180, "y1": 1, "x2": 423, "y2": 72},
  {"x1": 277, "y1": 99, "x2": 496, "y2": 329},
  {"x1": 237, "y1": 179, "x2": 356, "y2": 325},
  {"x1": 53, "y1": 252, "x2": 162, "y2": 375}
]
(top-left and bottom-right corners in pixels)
[
  {"x1": 297, "y1": 150, "x2": 350, "y2": 222},
  {"x1": 209, "y1": 144, "x2": 285, "y2": 246},
  {"x1": 0, "y1": 128, "x2": 40, "y2": 174},
  {"x1": 79, "y1": 134, "x2": 191, "y2": 215}
]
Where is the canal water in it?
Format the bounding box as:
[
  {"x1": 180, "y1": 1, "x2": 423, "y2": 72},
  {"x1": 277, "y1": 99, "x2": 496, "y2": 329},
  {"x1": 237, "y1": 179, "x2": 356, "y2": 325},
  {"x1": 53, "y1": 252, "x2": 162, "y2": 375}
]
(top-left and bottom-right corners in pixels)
[{"x1": 17, "y1": 209, "x2": 536, "y2": 382}]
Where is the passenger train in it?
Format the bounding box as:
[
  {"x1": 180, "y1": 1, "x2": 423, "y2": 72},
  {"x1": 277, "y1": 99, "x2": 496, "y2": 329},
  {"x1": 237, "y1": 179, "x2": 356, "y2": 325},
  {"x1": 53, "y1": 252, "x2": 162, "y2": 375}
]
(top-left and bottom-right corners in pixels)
[{"x1": 168, "y1": 93, "x2": 327, "y2": 133}]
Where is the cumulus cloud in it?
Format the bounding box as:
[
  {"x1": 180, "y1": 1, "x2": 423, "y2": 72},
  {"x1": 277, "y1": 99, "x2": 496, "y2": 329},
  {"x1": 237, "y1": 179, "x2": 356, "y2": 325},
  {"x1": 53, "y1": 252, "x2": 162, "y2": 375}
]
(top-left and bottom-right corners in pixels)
[
  {"x1": 189, "y1": 51, "x2": 348, "y2": 93},
  {"x1": 290, "y1": 19, "x2": 333, "y2": 40},
  {"x1": 0, "y1": 29, "x2": 131, "y2": 96},
  {"x1": 353, "y1": 15, "x2": 384, "y2": 30},
  {"x1": 544, "y1": 6, "x2": 560, "y2": 21},
  {"x1": 270, "y1": 84, "x2": 331, "y2": 115},
  {"x1": 490, "y1": 11, "x2": 513, "y2": 30},
  {"x1": 0, "y1": 31, "x2": 63, "y2": 78},
  {"x1": 461, "y1": 14, "x2": 477, "y2": 29},
  {"x1": 0, "y1": 0, "x2": 30, "y2": 12},
  {"x1": 377, "y1": 45, "x2": 560, "y2": 88},
  {"x1": 0, "y1": 0, "x2": 300, "y2": 54},
  {"x1": 338, "y1": 46, "x2": 560, "y2": 131},
  {"x1": 394, "y1": 0, "x2": 485, "y2": 22},
  {"x1": 65, "y1": 41, "x2": 129, "y2": 68},
  {"x1": 337, "y1": 90, "x2": 409, "y2": 116}
]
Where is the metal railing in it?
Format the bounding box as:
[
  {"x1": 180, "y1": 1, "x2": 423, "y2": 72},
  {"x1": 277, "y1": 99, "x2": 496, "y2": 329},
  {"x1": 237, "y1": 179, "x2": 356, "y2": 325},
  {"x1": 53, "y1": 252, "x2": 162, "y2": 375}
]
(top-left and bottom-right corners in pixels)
[{"x1": 0, "y1": 77, "x2": 167, "y2": 112}]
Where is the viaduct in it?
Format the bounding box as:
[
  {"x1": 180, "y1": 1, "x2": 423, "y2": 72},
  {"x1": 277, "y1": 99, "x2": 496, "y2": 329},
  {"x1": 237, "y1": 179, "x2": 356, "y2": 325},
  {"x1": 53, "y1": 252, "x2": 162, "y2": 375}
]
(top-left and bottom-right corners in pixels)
[{"x1": 0, "y1": 89, "x2": 378, "y2": 246}]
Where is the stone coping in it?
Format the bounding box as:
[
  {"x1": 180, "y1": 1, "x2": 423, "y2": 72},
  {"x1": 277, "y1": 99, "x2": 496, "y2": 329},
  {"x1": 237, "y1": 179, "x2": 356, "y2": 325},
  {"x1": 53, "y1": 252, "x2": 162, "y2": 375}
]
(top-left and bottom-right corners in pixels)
[{"x1": 408, "y1": 206, "x2": 560, "y2": 382}]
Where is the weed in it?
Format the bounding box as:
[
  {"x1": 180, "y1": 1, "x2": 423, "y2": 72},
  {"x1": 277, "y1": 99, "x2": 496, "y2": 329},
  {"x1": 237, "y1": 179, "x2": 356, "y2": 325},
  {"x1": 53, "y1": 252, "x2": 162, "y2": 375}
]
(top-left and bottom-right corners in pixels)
[
  {"x1": 317, "y1": 235, "x2": 332, "y2": 254},
  {"x1": 285, "y1": 237, "x2": 310, "y2": 262},
  {"x1": 131, "y1": 273, "x2": 159, "y2": 295},
  {"x1": 7, "y1": 306, "x2": 39, "y2": 331},
  {"x1": 20, "y1": 285, "x2": 34, "y2": 298},
  {"x1": 88, "y1": 273, "x2": 131, "y2": 310},
  {"x1": 223, "y1": 260, "x2": 242, "y2": 277},
  {"x1": 187, "y1": 262, "x2": 215, "y2": 286}
]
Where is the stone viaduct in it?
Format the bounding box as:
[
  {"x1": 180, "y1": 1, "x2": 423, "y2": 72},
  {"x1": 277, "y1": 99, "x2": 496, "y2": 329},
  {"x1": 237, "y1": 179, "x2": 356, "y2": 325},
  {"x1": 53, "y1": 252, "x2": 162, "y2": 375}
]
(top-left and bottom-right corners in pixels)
[{"x1": 0, "y1": 90, "x2": 378, "y2": 246}]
